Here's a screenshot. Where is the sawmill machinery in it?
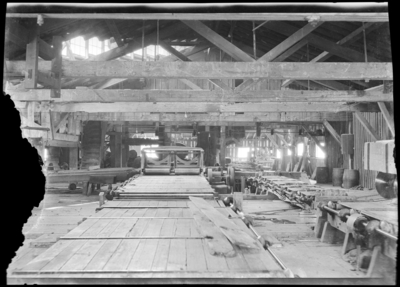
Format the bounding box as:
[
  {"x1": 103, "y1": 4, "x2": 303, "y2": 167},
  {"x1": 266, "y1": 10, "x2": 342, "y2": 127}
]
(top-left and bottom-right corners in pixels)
[{"x1": 140, "y1": 146, "x2": 204, "y2": 175}]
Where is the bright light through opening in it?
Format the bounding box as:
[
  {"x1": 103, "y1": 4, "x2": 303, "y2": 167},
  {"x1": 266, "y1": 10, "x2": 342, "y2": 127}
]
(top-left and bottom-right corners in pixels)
[
  {"x1": 316, "y1": 143, "x2": 326, "y2": 159},
  {"x1": 287, "y1": 149, "x2": 292, "y2": 156},
  {"x1": 297, "y1": 143, "x2": 304, "y2": 156},
  {"x1": 238, "y1": 147, "x2": 250, "y2": 158},
  {"x1": 276, "y1": 150, "x2": 282, "y2": 159},
  {"x1": 44, "y1": 148, "x2": 48, "y2": 161},
  {"x1": 141, "y1": 145, "x2": 159, "y2": 158}
]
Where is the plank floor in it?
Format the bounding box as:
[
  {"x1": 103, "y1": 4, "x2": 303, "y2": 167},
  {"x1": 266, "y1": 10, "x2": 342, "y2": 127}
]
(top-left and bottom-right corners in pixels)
[{"x1": 10, "y1": 175, "x2": 285, "y2": 283}]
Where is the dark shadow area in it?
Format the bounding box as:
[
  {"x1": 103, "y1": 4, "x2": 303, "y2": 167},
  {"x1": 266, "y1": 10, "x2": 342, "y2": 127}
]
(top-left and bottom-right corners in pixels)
[{"x1": 1, "y1": 93, "x2": 46, "y2": 285}]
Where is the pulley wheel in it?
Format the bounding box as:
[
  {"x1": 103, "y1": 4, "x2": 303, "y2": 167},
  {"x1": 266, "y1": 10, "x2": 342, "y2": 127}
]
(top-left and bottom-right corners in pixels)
[
  {"x1": 68, "y1": 183, "x2": 77, "y2": 190},
  {"x1": 375, "y1": 172, "x2": 397, "y2": 199},
  {"x1": 227, "y1": 166, "x2": 235, "y2": 187}
]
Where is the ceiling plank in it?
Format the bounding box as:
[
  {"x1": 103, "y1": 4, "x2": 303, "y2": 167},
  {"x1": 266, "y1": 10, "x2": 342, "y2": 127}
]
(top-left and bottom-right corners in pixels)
[
  {"x1": 39, "y1": 102, "x2": 377, "y2": 113},
  {"x1": 6, "y1": 61, "x2": 392, "y2": 80},
  {"x1": 7, "y1": 89, "x2": 393, "y2": 103},
  {"x1": 6, "y1": 13, "x2": 389, "y2": 22}
]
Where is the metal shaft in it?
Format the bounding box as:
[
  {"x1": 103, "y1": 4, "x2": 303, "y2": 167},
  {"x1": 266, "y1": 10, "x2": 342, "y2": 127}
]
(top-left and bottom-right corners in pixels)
[
  {"x1": 248, "y1": 224, "x2": 287, "y2": 270},
  {"x1": 323, "y1": 205, "x2": 397, "y2": 241}
]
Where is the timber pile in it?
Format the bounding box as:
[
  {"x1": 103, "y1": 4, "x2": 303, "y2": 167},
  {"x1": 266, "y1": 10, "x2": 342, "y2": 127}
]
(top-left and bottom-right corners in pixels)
[{"x1": 45, "y1": 167, "x2": 139, "y2": 184}]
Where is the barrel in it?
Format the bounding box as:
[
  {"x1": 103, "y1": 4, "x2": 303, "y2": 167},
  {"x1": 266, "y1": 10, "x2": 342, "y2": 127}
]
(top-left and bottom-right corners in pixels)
[
  {"x1": 316, "y1": 167, "x2": 329, "y2": 183},
  {"x1": 332, "y1": 168, "x2": 345, "y2": 187},
  {"x1": 343, "y1": 169, "x2": 360, "y2": 188}
]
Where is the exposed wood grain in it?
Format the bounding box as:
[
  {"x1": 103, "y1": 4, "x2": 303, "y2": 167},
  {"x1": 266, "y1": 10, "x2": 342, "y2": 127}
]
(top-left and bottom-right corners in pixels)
[
  {"x1": 40, "y1": 240, "x2": 87, "y2": 271},
  {"x1": 127, "y1": 239, "x2": 159, "y2": 271},
  {"x1": 102, "y1": 239, "x2": 141, "y2": 271},
  {"x1": 186, "y1": 239, "x2": 208, "y2": 271},
  {"x1": 60, "y1": 240, "x2": 105, "y2": 271},
  {"x1": 84, "y1": 239, "x2": 122, "y2": 270},
  {"x1": 167, "y1": 239, "x2": 187, "y2": 271},
  {"x1": 151, "y1": 239, "x2": 171, "y2": 271}
]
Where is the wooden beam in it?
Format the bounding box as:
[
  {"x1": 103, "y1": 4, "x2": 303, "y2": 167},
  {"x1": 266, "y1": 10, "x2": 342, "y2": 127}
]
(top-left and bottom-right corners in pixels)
[
  {"x1": 267, "y1": 22, "x2": 380, "y2": 63},
  {"x1": 265, "y1": 133, "x2": 280, "y2": 148},
  {"x1": 322, "y1": 119, "x2": 341, "y2": 145},
  {"x1": 75, "y1": 112, "x2": 350, "y2": 123},
  {"x1": 7, "y1": 89, "x2": 393, "y2": 103},
  {"x1": 7, "y1": 61, "x2": 392, "y2": 80},
  {"x1": 53, "y1": 112, "x2": 70, "y2": 132},
  {"x1": 377, "y1": 102, "x2": 395, "y2": 136},
  {"x1": 105, "y1": 20, "x2": 123, "y2": 47},
  {"x1": 41, "y1": 102, "x2": 377, "y2": 113},
  {"x1": 282, "y1": 22, "x2": 381, "y2": 88},
  {"x1": 236, "y1": 21, "x2": 323, "y2": 91},
  {"x1": 182, "y1": 20, "x2": 255, "y2": 62},
  {"x1": 44, "y1": 139, "x2": 79, "y2": 148},
  {"x1": 50, "y1": 36, "x2": 62, "y2": 98},
  {"x1": 6, "y1": 13, "x2": 389, "y2": 22},
  {"x1": 354, "y1": 111, "x2": 381, "y2": 141}
]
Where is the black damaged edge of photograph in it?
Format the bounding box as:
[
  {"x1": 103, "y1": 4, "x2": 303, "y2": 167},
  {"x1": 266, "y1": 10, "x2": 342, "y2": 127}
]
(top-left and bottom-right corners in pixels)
[{"x1": 2, "y1": 2, "x2": 397, "y2": 285}]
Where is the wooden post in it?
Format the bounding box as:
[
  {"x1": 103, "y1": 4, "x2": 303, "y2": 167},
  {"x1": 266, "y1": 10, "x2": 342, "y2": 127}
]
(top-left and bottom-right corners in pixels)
[
  {"x1": 24, "y1": 26, "x2": 39, "y2": 89},
  {"x1": 69, "y1": 147, "x2": 78, "y2": 170},
  {"x1": 164, "y1": 125, "x2": 172, "y2": 146},
  {"x1": 220, "y1": 126, "x2": 226, "y2": 168},
  {"x1": 241, "y1": 176, "x2": 246, "y2": 193},
  {"x1": 122, "y1": 122, "x2": 129, "y2": 167},
  {"x1": 115, "y1": 133, "x2": 122, "y2": 167},
  {"x1": 50, "y1": 36, "x2": 62, "y2": 98}
]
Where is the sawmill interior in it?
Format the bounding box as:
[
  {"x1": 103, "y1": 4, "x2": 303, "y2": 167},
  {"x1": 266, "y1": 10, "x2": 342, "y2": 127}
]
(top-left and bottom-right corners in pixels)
[{"x1": 3, "y1": 3, "x2": 397, "y2": 285}]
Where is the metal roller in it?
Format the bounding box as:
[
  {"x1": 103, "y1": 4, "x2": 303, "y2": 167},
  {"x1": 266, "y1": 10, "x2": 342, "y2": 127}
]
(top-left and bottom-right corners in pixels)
[
  {"x1": 175, "y1": 168, "x2": 201, "y2": 175},
  {"x1": 143, "y1": 168, "x2": 171, "y2": 175}
]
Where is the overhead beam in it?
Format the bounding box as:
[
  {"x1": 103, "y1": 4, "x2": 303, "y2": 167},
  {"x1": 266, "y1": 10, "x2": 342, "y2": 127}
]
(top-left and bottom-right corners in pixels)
[
  {"x1": 265, "y1": 133, "x2": 280, "y2": 148},
  {"x1": 377, "y1": 102, "x2": 395, "y2": 136},
  {"x1": 322, "y1": 119, "x2": 341, "y2": 145},
  {"x1": 6, "y1": 13, "x2": 389, "y2": 22},
  {"x1": 53, "y1": 112, "x2": 70, "y2": 132},
  {"x1": 105, "y1": 20, "x2": 124, "y2": 47},
  {"x1": 6, "y1": 61, "x2": 392, "y2": 80},
  {"x1": 75, "y1": 111, "x2": 351, "y2": 123},
  {"x1": 267, "y1": 22, "x2": 380, "y2": 63},
  {"x1": 236, "y1": 21, "x2": 323, "y2": 91},
  {"x1": 159, "y1": 40, "x2": 230, "y2": 90},
  {"x1": 7, "y1": 89, "x2": 394, "y2": 103},
  {"x1": 354, "y1": 111, "x2": 381, "y2": 141},
  {"x1": 182, "y1": 20, "x2": 254, "y2": 62},
  {"x1": 39, "y1": 102, "x2": 377, "y2": 113}
]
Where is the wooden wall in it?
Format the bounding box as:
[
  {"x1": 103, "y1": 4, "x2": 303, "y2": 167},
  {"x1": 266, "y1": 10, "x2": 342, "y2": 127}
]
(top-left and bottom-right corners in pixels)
[{"x1": 353, "y1": 112, "x2": 392, "y2": 189}]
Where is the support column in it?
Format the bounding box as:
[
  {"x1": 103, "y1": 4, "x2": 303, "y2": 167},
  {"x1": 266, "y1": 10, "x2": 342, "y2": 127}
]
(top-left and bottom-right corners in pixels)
[
  {"x1": 115, "y1": 133, "x2": 122, "y2": 168},
  {"x1": 69, "y1": 147, "x2": 78, "y2": 170},
  {"x1": 122, "y1": 122, "x2": 129, "y2": 167},
  {"x1": 220, "y1": 126, "x2": 226, "y2": 168},
  {"x1": 164, "y1": 125, "x2": 172, "y2": 146}
]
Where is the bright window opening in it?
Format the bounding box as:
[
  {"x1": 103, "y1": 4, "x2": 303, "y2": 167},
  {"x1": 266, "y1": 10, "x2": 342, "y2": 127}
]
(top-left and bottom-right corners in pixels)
[
  {"x1": 276, "y1": 149, "x2": 282, "y2": 159},
  {"x1": 44, "y1": 148, "x2": 48, "y2": 161},
  {"x1": 238, "y1": 147, "x2": 250, "y2": 158},
  {"x1": 62, "y1": 44, "x2": 67, "y2": 56},
  {"x1": 297, "y1": 143, "x2": 304, "y2": 156},
  {"x1": 316, "y1": 143, "x2": 326, "y2": 159},
  {"x1": 287, "y1": 149, "x2": 292, "y2": 156},
  {"x1": 88, "y1": 37, "x2": 102, "y2": 55},
  {"x1": 70, "y1": 36, "x2": 86, "y2": 57}
]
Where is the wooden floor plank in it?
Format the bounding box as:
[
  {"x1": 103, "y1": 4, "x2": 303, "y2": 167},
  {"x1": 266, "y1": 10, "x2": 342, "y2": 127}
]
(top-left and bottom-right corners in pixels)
[
  {"x1": 157, "y1": 201, "x2": 168, "y2": 207},
  {"x1": 190, "y1": 219, "x2": 201, "y2": 237},
  {"x1": 113, "y1": 218, "x2": 139, "y2": 237},
  {"x1": 155, "y1": 208, "x2": 170, "y2": 217},
  {"x1": 175, "y1": 201, "x2": 188, "y2": 207},
  {"x1": 96, "y1": 219, "x2": 122, "y2": 237},
  {"x1": 182, "y1": 207, "x2": 193, "y2": 218},
  {"x1": 167, "y1": 239, "x2": 187, "y2": 271},
  {"x1": 190, "y1": 197, "x2": 260, "y2": 250},
  {"x1": 188, "y1": 202, "x2": 235, "y2": 257},
  {"x1": 127, "y1": 200, "x2": 140, "y2": 207},
  {"x1": 186, "y1": 239, "x2": 207, "y2": 271},
  {"x1": 151, "y1": 239, "x2": 171, "y2": 271},
  {"x1": 167, "y1": 201, "x2": 177, "y2": 207},
  {"x1": 130, "y1": 208, "x2": 148, "y2": 217},
  {"x1": 175, "y1": 219, "x2": 192, "y2": 237},
  {"x1": 142, "y1": 219, "x2": 165, "y2": 236},
  {"x1": 139, "y1": 200, "x2": 152, "y2": 206},
  {"x1": 169, "y1": 208, "x2": 183, "y2": 218},
  {"x1": 81, "y1": 219, "x2": 113, "y2": 237},
  {"x1": 160, "y1": 219, "x2": 176, "y2": 237},
  {"x1": 84, "y1": 239, "x2": 122, "y2": 270},
  {"x1": 102, "y1": 239, "x2": 141, "y2": 271},
  {"x1": 21, "y1": 241, "x2": 73, "y2": 271},
  {"x1": 64, "y1": 219, "x2": 99, "y2": 238},
  {"x1": 96, "y1": 208, "x2": 116, "y2": 217},
  {"x1": 202, "y1": 240, "x2": 229, "y2": 272},
  {"x1": 143, "y1": 208, "x2": 158, "y2": 217},
  {"x1": 224, "y1": 244, "x2": 251, "y2": 271},
  {"x1": 128, "y1": 218, "x2": 148, "y2": 237},
  {"x1": 40, "y1": 240, "x2": 87, "y2": 271},
  {"x1": 60, "y1": 240, "x2": 106, "y2": 271},
  {"x1": 127, "y1": 239, "x2": 159, "y2": 271}
]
